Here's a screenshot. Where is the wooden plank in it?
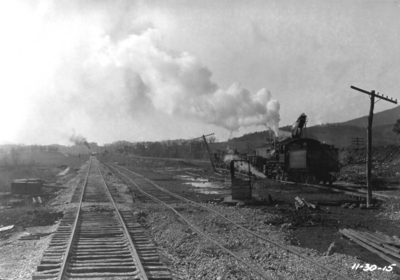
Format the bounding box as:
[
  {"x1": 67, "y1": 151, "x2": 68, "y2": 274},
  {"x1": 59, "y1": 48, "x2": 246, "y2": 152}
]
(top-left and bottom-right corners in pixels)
[
  {"x1": 351, "y1": 230, "x2": 400, "y2": 256},
  {"x1": 341, "y1": 229, "x2": 400, "y2": 265},
  {"x1": 340, "y1": 229, "x2": 400, "y2": 270}
]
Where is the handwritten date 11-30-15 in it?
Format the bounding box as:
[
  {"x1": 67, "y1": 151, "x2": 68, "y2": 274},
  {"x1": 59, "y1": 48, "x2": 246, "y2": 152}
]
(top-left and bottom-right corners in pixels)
[{"x1": 351, "y1": 263, "x2": 396, "y2": 272}]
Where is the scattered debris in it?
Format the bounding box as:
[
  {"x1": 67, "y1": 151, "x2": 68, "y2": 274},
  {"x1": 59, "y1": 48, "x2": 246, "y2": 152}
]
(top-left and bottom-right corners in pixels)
[
  {"x1": 31, "y1": 196, "x2": 44, "y2": 204},
  {"x1": 295, "y1": 196, "x2": 319, "y2": 210},
  {"x1": 57, "y1": 167, "x2": 70, "y2": 176},
  {"x1": 325, "y1": 241, "x2": 344, "y2": 256},
  {"x1": 236, "y1": 201, "x2": 246, "y2": 208},
  {"x1": 18, "y1": 232, "x2": 53, "y2": 241},
  {"x1": 280, "y1": 223, "x2": 293, "y2": 230},
  {"x1": 325, "y1": 242, "x2": 336, "y2": 256},
  {"x1": 0, "y1": 225, "x2": 14, "y2": 232},
  {"x1": 295, "y1": 197, "x2": 305, "y2": 210},
  {"x1": 206, "y1": 197, "x2": 224, "y2": 204},
  {"x1": 341, "y1": 202, "x2": 378, "y2": 209}
]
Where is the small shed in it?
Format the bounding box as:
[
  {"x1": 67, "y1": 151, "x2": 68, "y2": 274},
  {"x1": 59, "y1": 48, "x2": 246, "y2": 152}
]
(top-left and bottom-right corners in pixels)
[{"x1": 11, "y1": 178, "x2": 43, "y2": 195}]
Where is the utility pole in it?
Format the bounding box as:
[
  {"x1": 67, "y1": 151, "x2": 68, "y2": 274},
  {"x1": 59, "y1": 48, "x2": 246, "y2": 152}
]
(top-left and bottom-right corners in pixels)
[
  {"x1": 351, "y1": 137, "x2": 364, "y2": 149},
  {"x1": 191, "y1": 133, "x2": 217, "y2": 172},
  {"x1": 350, "y1": 85, "x2": 397, "y2": 207}
]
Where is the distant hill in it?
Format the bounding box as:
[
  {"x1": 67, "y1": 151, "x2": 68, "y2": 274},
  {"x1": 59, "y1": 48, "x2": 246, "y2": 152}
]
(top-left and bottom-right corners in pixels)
[
  {"x1": 338, "y1": 105, "x2": 400, "y2": 128},
  {"x1": 224, "y1": 106, "x2": 400, "y2": 150},
  {"x1": 306, "y1": 124, "x2": 398, "y2": 148}
]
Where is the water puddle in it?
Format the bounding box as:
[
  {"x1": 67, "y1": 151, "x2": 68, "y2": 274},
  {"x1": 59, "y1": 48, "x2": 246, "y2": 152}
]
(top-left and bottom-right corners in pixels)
[
  {"x1": 175, "y1": 175, "x2": 208, "y2": 182},
  {"x1": 156, "y1": 168, "x2": 204, "y2": 175},
  {"x1": 174, "y1": 174, "x2": 230, "y2": 195},
  {"x1": 184, "y1": 181, "x2": 224, "y2": 188},
  {"x1": 195, "y1": 189, "x2": 229, "y2": 195}
]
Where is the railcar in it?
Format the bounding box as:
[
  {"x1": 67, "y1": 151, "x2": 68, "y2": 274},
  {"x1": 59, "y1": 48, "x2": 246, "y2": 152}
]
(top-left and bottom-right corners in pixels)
[{"x1": 269, "y1": 137, "x2": 340, "y2": 185}]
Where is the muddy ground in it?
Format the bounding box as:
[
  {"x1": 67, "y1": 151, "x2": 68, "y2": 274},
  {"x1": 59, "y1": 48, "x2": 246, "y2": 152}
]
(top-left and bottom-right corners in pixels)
[
  {"x1": 108, "y1": 153, "x2": 400, "y2": 278},
  {"x1": 1, "y1": 152, "x2": 400, "y2": 279}
]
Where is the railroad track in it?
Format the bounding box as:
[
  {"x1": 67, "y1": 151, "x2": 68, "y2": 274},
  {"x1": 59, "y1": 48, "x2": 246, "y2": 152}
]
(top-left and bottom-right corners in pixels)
[
  {"x1": 103, "y1": 160, "x2": 352, "y2": 280},
  {"x1": 32, "y1": 157, "x2": 172, "y2": 280},
  {"x1": 113, "y1": 154, "x2": 398, "y2": 200}
]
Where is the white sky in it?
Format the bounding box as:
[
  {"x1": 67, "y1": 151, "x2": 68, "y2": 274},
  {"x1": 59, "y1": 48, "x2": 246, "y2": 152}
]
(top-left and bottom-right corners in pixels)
[{"x1": 0, "y1": 0, "x2": 399, "y2": 145}]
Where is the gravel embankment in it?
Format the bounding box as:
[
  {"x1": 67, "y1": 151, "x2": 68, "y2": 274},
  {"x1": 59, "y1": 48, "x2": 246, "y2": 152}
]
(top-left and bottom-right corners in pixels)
[{"x1": 130, "y1": 200, "x2": 399, "y2": 280}]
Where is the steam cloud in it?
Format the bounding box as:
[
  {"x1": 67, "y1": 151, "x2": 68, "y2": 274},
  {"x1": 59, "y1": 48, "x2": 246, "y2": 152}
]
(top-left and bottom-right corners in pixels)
[
  {"x1": 11, "y1": 2, "x2": 281, "y2": 144},
  {"x1": 85, "y1": 28, "x2": 281, "y2": 135},
  {"x1": 69, "y1": 133, "x2": 90, "y2": 150},
  {"x1": 278, "y1": 129, "x2": 292, "y2": 140},
  {"x1": 223, "y1": 154, "x2": 266, "y2": 178}
]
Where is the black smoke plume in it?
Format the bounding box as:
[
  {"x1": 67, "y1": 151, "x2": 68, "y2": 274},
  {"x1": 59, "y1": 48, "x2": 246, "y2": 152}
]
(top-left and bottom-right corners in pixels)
[{"x1": 69, "y1": 133, "x2": 91, "y2": 150}]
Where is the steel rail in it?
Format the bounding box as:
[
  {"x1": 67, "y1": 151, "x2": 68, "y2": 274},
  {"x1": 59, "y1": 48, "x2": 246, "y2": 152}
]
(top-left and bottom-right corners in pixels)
[
  {"x1": 96, "y1": 161, "x2": 148, "y2": 280},
  {"x1": 105, "y1": 163, "x2": 273, "y2": 280},
  {"x1": 107, "y1": 161, "x2": 353, "y2": 280},
  {"x1": 270, "y1": 177, "x2": 392, "y2": 201},
  {"x1": 57, "y1": 158, "x2": 92, "y2": 280}
]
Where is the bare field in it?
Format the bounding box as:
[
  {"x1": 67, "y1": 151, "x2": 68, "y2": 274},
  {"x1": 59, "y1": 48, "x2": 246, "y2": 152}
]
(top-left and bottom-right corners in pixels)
[
  {"x1": 0, "y1": 151, "x2": 88, "y2": 192},
  {"x1": 0, "y1": 151, "x2": 88, "y2": 168}
]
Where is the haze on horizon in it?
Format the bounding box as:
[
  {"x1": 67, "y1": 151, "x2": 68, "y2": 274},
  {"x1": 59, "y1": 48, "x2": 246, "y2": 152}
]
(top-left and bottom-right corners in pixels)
[{"x1": 1, "y1": 0, "x2": 399, "y2": 146}]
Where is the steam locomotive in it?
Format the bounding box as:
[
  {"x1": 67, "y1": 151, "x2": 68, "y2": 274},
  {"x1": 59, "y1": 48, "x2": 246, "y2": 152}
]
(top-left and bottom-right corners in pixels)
[
  {"x1": 249, "y1": 137, "x2": 340, "y2": 185},
  {"x1": 216, "y1": 114, "x2": 341, "y2": 185}
]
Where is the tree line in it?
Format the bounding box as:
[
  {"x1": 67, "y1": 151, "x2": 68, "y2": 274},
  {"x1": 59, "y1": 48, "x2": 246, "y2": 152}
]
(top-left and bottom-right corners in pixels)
[{"x1": 105, "y1": 139, "x2": 213, "y2": 160}]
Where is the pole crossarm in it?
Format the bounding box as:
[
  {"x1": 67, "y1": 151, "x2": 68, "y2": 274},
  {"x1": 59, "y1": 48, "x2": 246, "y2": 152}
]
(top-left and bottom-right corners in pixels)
[
  {"x1": 188, "y1": 133, "x2": 217, "y2": 172},
  {"x1": 350, "y1": 85, "x2": 398, "y2": 104},
  {"x1": 190, "y1": 133, "x2": 215, "y2": 142}
]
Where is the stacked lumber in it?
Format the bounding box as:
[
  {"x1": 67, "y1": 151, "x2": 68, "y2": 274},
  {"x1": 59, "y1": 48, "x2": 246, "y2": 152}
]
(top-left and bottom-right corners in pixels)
[{"x1": 340, "y1": 228, "x2": 400, "y2": 269}]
